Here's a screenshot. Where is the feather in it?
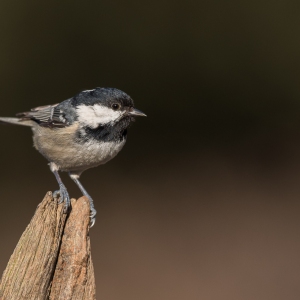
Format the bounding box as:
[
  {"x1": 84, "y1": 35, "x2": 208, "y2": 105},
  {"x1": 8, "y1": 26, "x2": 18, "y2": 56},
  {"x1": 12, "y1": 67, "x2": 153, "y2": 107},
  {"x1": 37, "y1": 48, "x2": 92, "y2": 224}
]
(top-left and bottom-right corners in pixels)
[
  {"x1": 0, "y1": 117, "x2": 33, "y2": 127},
  {"x1": 16, "y1": 104, "x2": 68, "y2": 128}
]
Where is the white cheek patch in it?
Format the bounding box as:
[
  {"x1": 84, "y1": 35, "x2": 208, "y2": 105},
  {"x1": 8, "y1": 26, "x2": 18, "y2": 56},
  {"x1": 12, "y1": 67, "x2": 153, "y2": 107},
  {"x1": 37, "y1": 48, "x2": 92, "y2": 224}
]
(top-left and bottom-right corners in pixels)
[{"x1": 76, "y1": 104, "x2": 122, "y2": 128}]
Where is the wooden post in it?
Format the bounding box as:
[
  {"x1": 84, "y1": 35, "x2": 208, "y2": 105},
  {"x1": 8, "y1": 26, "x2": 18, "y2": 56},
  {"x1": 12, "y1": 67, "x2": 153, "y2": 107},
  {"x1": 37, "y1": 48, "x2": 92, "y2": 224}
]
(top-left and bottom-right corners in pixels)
[{"x1": 0, "y1": 192, "x2": 96, "y2": 300}]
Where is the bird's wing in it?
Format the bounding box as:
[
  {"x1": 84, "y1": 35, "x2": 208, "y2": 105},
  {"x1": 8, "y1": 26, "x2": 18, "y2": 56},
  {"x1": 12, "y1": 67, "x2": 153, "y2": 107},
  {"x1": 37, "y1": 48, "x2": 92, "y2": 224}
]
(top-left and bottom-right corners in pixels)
[{"x1": 16, "y1": 104, "x2": 69, "y2": 128}]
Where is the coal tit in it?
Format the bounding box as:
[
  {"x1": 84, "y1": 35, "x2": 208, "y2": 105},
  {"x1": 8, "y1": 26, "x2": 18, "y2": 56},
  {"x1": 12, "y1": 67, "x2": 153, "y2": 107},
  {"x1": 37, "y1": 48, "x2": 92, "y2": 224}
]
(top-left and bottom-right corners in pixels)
[{"x1": 0, "y1": 87, "x2": 146, "y2": 226}]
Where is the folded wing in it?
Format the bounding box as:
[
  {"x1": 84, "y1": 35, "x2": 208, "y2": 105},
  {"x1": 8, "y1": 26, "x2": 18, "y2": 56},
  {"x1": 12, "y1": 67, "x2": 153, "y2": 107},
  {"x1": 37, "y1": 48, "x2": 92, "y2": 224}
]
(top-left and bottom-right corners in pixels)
[{"x1": 16, "y1": 104, "x2": 69, "y2": 128}]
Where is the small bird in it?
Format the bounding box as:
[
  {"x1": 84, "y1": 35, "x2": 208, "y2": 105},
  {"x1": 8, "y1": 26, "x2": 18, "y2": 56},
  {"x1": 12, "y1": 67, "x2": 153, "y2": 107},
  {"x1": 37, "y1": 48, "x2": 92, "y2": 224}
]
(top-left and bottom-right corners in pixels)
[{"x1": 0, "y1": 87, "x2": 146, "y2": 226}]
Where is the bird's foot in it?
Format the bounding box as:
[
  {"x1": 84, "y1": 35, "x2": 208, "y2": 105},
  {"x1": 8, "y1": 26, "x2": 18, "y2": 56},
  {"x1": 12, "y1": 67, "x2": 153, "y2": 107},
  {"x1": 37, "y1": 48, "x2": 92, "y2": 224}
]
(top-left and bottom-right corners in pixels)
[
  {"x1": 53, "y1": 184, "x2": 71, "y2": 213},
  {"x1": 86, "y1": 197, "x2": 97, "y2": 227}
]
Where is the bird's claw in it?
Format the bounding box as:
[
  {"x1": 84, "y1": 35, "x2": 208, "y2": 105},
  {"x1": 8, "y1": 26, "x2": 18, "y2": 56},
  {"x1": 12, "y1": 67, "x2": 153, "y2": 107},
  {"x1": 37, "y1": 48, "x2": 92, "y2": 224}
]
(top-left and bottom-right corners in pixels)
[
  {"x1": 54, "y1": 189, "x2": 96, "y2": 226},
  {"x1": 89, "y1": 207, "x2": 97, "y2": 228},
  {"x1": 90, "y1": 217, "x2": 96, "y2": 228},
  {"x1": 53, "y1": 184, "x2": 70, "y2": 213}
]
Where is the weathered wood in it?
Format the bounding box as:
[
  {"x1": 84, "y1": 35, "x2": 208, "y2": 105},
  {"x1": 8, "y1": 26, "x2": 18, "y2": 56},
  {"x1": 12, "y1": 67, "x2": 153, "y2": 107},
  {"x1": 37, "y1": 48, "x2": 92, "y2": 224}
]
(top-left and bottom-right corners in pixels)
[
  {"x1": 49, "y1": 198, "x2": 96, "y2": 300},
  {"x1": 0, "y1": 192, "x2": 96, "y2": 300}
]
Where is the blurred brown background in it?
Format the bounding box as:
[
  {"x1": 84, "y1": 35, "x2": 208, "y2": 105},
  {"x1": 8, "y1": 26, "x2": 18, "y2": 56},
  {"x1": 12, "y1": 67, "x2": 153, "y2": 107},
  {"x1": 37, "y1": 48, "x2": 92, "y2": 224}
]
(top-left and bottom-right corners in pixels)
[{"x1": 1, "y1": 1, "x2": 300, "y2": 299}]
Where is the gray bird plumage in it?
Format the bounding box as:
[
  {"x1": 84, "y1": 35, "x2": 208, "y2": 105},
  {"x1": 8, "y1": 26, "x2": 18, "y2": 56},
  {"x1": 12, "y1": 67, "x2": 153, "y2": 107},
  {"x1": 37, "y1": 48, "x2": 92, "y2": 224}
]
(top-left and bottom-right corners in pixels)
[
  {"x1": 0, "y1": 117, "x2": 33, "y2": 126},
  {"x1": 0, "y1": 87, "x2": 146, "y2": 226}
]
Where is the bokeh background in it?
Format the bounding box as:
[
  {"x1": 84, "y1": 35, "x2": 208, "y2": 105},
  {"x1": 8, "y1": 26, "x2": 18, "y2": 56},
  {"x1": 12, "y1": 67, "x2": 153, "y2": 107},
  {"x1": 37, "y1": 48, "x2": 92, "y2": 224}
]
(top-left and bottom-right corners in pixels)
[{"x1": 0, "y1": 1, "x2": 300, "y2": 299}]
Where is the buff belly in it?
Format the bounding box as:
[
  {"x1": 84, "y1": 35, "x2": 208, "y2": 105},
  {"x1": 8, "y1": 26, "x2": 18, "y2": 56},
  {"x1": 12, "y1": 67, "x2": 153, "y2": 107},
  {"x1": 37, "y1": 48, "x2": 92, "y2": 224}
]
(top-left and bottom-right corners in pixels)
[{"x1": 32, "y1": 123, "x2": 126, "y2": 172}]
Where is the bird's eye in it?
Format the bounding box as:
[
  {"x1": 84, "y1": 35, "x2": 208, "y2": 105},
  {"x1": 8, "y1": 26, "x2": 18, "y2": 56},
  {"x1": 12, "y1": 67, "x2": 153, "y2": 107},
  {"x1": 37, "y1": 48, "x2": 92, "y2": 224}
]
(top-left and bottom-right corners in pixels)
[{"x1": 112, "y1": 103, "x2": 120, "y2": 110}]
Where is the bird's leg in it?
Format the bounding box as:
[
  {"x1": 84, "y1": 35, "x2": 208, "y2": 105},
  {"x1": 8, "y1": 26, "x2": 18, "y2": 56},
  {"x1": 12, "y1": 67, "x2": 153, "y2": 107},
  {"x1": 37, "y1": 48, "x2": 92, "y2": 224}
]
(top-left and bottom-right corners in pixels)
[
  {"x1": 49, "y1": 162, "x2": 70, "y2": 213},
  {"x1": 69, "y1": 172, "x2": 97, "y2": 227}
]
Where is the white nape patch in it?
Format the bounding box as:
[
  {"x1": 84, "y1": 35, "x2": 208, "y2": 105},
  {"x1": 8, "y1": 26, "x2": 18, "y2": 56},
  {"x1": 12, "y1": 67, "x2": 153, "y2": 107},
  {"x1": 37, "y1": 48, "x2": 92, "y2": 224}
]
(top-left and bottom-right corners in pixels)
[
  {"x1": 82, "y1": 89, "x2": 95, "y2": 93},
  {"x1": 76, "y1": 104, "x2": 122, "y2": 128}
]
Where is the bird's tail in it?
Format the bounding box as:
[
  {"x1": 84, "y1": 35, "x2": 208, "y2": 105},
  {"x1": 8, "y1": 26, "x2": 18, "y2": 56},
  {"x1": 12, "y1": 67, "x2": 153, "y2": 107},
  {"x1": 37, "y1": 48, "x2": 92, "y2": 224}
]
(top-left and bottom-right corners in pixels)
[{"x1": 0, "y1": 117, "x2": 33, "y2": 127}]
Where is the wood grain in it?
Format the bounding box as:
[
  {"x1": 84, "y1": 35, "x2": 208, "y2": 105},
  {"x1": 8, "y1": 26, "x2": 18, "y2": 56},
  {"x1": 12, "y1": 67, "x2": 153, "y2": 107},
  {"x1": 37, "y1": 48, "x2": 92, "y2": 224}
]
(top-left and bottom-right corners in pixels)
[{"x1": 0, "y1": 192, "x2": 96, "y2": 300}]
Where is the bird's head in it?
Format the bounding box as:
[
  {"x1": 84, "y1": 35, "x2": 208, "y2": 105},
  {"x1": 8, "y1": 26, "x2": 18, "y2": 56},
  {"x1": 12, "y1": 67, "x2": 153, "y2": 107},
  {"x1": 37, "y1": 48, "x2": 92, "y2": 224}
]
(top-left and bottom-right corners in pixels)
[{"x1": 72, "y1": 87, "x2": 146, "y2": 129}]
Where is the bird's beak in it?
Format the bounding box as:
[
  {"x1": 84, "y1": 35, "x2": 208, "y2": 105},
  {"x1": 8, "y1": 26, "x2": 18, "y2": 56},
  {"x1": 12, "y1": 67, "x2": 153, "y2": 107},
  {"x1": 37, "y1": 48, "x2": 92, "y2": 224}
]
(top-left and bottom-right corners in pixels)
[{"x1": 129, "y1": 108, "x2": 147, "y2": 117}]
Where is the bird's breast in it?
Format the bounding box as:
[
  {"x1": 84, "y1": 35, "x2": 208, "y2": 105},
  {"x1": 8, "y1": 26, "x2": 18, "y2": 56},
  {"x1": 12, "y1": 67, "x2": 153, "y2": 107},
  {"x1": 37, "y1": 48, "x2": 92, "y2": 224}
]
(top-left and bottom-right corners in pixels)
[{"x1": 32, "y1": 123, "x2": 126, "y2": 172}]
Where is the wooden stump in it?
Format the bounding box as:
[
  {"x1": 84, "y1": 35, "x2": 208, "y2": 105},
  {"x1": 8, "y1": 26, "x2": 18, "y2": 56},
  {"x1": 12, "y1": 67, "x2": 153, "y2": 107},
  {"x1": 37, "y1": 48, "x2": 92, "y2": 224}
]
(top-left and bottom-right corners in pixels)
[{"x1": 0, "y1": 192, "x2": 96, "y2": 300}]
